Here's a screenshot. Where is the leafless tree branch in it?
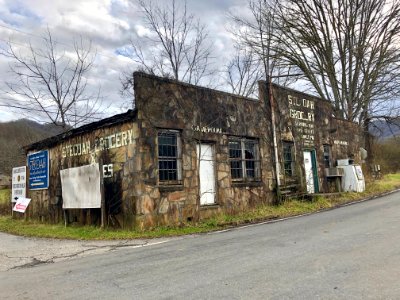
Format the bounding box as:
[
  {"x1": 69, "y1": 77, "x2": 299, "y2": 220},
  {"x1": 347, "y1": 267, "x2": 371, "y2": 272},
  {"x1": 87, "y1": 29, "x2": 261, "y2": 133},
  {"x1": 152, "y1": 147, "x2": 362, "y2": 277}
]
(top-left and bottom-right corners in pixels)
[
  {"x1": 2, "y1": 28, "x2": 104, "y2": 130},
  {"x1": 120, "y1": 0, "x2": 215, "y2": 98}
]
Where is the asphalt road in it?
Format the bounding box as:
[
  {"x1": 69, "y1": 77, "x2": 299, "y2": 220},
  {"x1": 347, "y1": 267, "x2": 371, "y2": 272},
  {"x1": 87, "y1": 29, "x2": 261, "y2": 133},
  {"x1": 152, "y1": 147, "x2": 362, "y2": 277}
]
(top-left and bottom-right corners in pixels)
[
  {"x1": 0, "y1": 232, "x2": 172, "y2": 272},
  {"x1": 1, "y1": 191, "x2": 400, "y2": 300}
]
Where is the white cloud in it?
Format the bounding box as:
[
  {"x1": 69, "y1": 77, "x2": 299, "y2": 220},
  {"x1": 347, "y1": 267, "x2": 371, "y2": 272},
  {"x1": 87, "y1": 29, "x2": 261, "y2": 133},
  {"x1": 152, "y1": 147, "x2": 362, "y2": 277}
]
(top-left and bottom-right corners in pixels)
[
  {"x1": 134, "y1": 24, "x2": 152, "y2": 38},
  {"x1": 0, "y1": 0, "x2": 244, "y2": 124}
]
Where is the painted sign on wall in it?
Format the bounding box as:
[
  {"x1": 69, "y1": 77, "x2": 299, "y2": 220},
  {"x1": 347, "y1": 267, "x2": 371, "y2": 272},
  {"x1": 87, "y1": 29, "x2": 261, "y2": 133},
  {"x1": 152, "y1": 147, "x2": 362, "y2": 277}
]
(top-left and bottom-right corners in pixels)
[
  {"x1": 191, "y1": 125, "x2": 223, "y2": 134},
  {"x1": 61, "y1": 129, "x2": 135, "y2": 158},
  {"x1": 11, "y1": 166, "x2": 26, "y2": 202},
  {"x1": 103, "y1": 164, "x2": 113, "y2": 178},
  {"x1": 288, "y1": 95, "x2": 315, "y2": 147},
  {"x1": 28, "y1": 150, "x2": 49, "y2": 190},
  {"x1": 334, "y1": 140, "x2": 349, "y2": 146}
]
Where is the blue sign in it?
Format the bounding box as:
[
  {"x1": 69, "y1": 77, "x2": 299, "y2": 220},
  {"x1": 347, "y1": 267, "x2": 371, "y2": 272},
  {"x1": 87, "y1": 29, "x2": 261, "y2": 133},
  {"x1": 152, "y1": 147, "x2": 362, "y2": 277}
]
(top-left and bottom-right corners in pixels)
[{"x1": 28, "y1": 150, "x2": 49, "y2": 190}]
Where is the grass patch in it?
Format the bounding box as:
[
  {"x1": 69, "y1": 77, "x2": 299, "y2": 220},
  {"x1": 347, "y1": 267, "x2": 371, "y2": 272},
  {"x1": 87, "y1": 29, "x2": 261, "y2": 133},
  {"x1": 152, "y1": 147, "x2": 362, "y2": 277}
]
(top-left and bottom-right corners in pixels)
[
  {"x1": 323, "y1": 173, "x2": 400, "y2": 206},
  {"x1": 0, "y1": 174, "x2": 399, "y2": 240},
  {"x1": 0, "y1": 217, "x2": 220, "y2": 240},
  {"x1": 0, "y1": 189, "x2": 11, "y2": 215}
]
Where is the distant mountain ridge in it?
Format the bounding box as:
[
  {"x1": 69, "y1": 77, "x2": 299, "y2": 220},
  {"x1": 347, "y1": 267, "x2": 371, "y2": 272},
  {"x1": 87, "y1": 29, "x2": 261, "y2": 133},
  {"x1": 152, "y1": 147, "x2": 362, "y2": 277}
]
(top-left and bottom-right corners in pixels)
[
  {"x1": 0, "y1": 119, "x2": 68, "y2": 175},
  {"x1": 370, "y1": 119, "x2": 400, "y2": 140}
]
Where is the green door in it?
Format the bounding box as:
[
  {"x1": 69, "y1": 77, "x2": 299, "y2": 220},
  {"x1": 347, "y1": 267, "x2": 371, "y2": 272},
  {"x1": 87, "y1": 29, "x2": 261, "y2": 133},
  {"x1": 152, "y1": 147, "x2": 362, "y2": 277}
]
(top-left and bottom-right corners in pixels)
[
  {"x1": 311, "y1": 150, "x2": 319, "y2": 193},
  {"x1": 303, "y1": 150, "x2": 319, "y2": 193}
]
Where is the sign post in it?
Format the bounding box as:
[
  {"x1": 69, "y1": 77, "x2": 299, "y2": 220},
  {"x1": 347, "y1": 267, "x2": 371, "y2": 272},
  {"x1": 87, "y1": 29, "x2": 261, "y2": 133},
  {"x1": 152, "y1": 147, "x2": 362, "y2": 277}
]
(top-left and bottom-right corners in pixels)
[{"x1": 27, "y1": 150, "x2": 49, "y2": 190}]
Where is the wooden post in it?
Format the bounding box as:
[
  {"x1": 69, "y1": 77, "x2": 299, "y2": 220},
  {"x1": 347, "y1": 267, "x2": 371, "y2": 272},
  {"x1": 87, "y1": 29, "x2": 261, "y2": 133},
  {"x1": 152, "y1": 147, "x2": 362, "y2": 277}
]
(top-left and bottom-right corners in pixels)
[
  {"x1": 64, "y1": 210, "x2": 67, "y2": 227},
  {"x1": 99, "y1": 158, "x2": 106, "y2": 229}
]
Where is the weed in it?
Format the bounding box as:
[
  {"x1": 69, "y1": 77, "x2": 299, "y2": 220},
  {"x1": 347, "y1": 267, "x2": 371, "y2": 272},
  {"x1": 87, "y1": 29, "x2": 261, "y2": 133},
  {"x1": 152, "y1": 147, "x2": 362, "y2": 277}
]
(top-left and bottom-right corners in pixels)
[{"x1": 0, "y1": 189, "x2": 10, "y2": 205}]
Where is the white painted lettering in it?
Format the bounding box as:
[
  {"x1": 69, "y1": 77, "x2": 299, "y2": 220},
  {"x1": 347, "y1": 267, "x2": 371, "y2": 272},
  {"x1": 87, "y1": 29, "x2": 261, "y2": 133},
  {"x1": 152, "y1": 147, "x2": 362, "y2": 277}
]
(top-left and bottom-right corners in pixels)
[
  {"x1": 108, "y1": 134, "x2": 115, "y2": 149},
  {"x1": 61, "y1": 130, "x2": 133, "y2": 157},
  {"x1": 127, "y1": 129, "x2": 134, "y2": 144},
  {"x1": 121, "y1": 131, "x2": 127, "y2": 146},
  {"x1": 115, "y1": 133, "x2": 121, "y2": 148}
]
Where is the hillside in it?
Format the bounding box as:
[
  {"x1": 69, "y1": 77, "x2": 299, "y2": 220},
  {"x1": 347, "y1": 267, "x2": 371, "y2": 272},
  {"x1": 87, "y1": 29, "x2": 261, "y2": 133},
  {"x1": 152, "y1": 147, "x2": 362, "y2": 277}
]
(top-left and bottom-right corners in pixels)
[
  {"x1": 370, "y1": 119, "x2": 400, "y2": 140},
  {"x1": 0, "y1": 119, "x2": 67, "y2": 175}
]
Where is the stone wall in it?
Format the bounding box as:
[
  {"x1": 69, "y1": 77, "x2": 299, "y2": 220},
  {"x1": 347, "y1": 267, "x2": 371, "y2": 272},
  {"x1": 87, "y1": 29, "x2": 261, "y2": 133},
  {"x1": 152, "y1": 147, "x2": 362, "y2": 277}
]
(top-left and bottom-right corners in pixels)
[
  {"x1": 27, "y1": 118, "x2": 138, "y2": 227},
  {"x1": 23, "y1": 73, "x2": 362, "y2": 229},
  {"x1": 133, "y1": 72, "x2": 275, "y2": 229},
  {"x1": 264, "y1": 82, "x2": 362, "y2": 192}
]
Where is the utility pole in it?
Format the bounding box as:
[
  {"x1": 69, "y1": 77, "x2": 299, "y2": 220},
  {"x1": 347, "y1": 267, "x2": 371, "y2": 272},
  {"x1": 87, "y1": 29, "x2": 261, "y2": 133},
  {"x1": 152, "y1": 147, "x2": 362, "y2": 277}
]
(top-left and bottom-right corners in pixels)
[{"x1": 266, "y1": 76, "x2": 281, "y2": 201}]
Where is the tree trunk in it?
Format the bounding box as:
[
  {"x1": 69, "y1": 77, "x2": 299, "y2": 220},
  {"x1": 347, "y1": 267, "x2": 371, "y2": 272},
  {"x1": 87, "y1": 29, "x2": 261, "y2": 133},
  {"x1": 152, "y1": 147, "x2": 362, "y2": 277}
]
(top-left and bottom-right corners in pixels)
[{"x1": 363, "y1": 118, "x2": 374, "y2": 171}]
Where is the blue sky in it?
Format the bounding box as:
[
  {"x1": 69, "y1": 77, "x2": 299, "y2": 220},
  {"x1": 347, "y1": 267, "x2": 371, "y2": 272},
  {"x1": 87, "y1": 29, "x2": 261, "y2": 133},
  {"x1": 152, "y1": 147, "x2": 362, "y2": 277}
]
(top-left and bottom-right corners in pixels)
[{"x1": 0, "y1": 0, "x2": 247, "y2": 123}]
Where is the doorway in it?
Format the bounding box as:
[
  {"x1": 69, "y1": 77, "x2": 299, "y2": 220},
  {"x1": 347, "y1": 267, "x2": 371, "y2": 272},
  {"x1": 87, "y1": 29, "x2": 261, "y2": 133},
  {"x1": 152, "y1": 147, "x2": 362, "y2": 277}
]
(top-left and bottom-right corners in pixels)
[
  {"x1": 303, "y1": 150, "x2": 319, "y2": 193},
  {"x1": 197, "y1": 143, "x2": 216, "y2": 205}
]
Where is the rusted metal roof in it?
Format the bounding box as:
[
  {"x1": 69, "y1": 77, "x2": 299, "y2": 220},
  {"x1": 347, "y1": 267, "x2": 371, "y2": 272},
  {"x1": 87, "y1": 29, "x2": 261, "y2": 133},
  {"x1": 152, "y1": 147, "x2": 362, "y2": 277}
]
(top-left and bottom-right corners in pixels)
[{"x1": 24, "y1": 109, "x2": 137, "y2": 152}]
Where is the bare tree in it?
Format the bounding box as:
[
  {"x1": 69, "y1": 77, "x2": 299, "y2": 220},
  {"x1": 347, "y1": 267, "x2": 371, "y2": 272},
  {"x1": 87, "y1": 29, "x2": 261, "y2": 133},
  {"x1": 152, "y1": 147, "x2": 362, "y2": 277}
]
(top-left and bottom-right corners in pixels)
[
  {"x1": 3, "y1": 29, "x2": 103, "y2": 130},
  {"x1": 229, "y1": 0, "x2": 301, "y2": 195},
  {"x1": 229, "y1": 0, "x2": 298, "y2": 86},
  {"x1": 274, "y1": 0, "x2": 400, "y2": 132},
  {"x1": 226, "y1": 47, "x2": 263, "y2": 97},
  {"x1": 121, "y1": 0, "x2": 214, "y2": 92},
  {"x1": 231, "y1": 0, "x2": 400, "y2": 163}
]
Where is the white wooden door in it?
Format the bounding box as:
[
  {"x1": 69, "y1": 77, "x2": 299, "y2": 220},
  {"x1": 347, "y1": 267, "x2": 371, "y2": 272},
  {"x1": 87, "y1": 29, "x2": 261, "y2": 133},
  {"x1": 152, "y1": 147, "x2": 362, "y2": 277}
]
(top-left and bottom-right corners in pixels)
[
  {"x1": 303, "y1": 151, "x2": 315, "y2": 194},
  {"x1": 197, "y1": 144, "x2": 216, "y2": 205}
]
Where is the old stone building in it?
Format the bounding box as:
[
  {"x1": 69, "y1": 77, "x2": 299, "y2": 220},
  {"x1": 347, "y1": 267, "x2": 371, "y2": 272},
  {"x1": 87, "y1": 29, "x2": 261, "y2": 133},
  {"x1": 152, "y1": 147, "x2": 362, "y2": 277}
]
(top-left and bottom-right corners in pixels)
[
  {"x1": 268, "y1": 83, "x2": 361, "y2": 195},
  {"x1": 24, "y1": 72, "x2": 362, "y2": 229}
]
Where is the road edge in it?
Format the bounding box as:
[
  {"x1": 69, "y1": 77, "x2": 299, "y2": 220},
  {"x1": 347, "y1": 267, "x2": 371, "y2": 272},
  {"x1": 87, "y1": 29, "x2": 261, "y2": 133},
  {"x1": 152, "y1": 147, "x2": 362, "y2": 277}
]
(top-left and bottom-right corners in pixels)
[{"x1": 213, "y1": 188, "x2": 400, "y2": 233}]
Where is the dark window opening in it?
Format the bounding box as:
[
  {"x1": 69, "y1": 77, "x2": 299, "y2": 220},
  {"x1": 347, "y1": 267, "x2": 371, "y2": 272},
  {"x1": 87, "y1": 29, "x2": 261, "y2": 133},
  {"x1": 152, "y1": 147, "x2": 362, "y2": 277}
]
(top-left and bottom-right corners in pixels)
[
  {"x1": 323, "y1": 144, "x2": 331, "y2": 168},
  {"x1": 158, "y1": 131, "x2": 181, "y2": 183},
  {"x1": 283, "y1": 142, "x2": 295, "y2": 176}
]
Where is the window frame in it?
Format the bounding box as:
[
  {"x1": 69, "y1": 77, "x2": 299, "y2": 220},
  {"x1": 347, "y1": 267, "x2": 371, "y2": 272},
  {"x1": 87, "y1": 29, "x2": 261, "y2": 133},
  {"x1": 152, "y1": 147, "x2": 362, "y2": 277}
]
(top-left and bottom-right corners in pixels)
[
  {"x1": 282, "y1": 141, "x2": 295, "y2": 177},
  {"x1": 157, "y1": 130, "x2": 182, "y2": 185},
  {"x1": 228, "y1": 137, "x2": 261, "y2": 182},
  {"x1": 323, "y1": 144, "x2": 332, "y2": 168}
]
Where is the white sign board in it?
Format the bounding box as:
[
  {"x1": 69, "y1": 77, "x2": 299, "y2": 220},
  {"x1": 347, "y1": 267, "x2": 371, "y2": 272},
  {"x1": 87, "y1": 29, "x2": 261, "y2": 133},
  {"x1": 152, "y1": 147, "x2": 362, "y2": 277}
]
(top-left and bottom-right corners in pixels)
[
  {"x1": 13, "y1": 197, "x2": 31, "y2": 213},
  {"x1": 60, "y1": 164, "x2": 101, "y2": 209},
  {"x1": 12, "y1": 166, "x2": 26, "y2": 202},
  {"x1": 355, "y1": 165, "x2": 364, "y2": 180}
]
